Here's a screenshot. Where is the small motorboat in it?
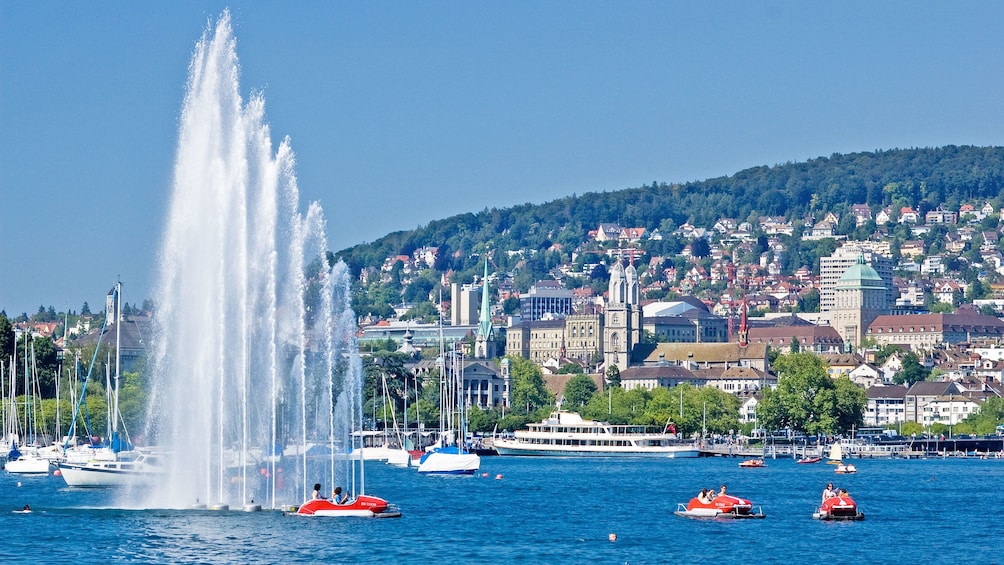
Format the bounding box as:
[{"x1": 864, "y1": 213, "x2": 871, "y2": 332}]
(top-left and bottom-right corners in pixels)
[
  {"x1": 834, "y1": 463, "x2": 857, "y2": 474},
  {"x1": 739, "y1": 458, "x2": 766, "y2": 468},
  {"x1": 675, "y1": 494, "x2": 765, "y2": 519},
  {"x1": 813, "y1": 494, "x2": 864, "y2": 521},
  {"x1": 293, "y1": 495, "x2": 401, "y2": 518},
  {"x1": 797, "y1": 456, "x2": 822, "y2": 464}
]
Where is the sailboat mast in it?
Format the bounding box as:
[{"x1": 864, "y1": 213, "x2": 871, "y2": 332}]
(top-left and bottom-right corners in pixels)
[{"x1": 113, "y1": 281, "x2": 121, "y2": 438}]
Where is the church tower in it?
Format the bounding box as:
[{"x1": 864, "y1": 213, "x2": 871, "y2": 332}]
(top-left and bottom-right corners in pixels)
[
  {"x1": 474, "y1": 258, "x2": 496, "y2": 359},
  {"x1": 603, "y1": 257, "x2": 641, "y2": 371}
]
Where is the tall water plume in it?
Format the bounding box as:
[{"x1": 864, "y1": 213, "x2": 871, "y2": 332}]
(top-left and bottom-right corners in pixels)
[{"x1": 136, "y1": 11, "x2": 361, "y2": 509}]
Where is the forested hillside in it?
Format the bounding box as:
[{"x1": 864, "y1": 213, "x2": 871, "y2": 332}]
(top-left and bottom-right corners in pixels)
[{"x1": 335, "y1": 145, "x2": 1004, "y2": 313}]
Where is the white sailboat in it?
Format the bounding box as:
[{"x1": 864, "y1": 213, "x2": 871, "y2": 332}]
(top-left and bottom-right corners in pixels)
[
  {"x1": 827, "y1": 442, "x2": 843, "y2": 464},
  {"x1": 5, "y1": 334, "x2": 52, "y2": 475},
  {"x1": 58, "y1": 282, "x2": 165, "y2": 487},
  {"x1": 417, "y1": 330, "x2": 480, "y2": 475}
]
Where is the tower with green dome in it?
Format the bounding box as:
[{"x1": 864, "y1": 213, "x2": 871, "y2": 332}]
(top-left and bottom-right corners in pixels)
[{"x1": 831, "y1": 254, "x2": 889, "y2": 351}]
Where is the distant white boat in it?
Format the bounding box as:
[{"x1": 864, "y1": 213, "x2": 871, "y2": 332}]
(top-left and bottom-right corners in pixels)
[
  {"x1": 417, "y1": 444, "x2": 480, "y2": 475},
  {"x1": 493, "y1": 411, "x2": 700, "y2": 458},
  {"x1": 5, "y1": 445, "x2": 51, "y2": 475},
  {"x1": 827, "y1": 442, "x2": 843, "y2": 464},
  {"x1": 58, "y1": 449, "x2": 165, "y2": 487}
]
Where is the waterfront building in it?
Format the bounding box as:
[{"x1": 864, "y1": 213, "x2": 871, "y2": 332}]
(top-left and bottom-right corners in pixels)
[
  {"x1": 866, "y1": 307, "x2": 1004, "y2": 351},
  {"x1": 922, "y1": 394, "x2": 981, "y2": 426},
  {"x1": 864, "y1": 385, "x2": 907, "y2": 426},
  {"x1": 693, "y1": 366, "x2": 775, "y2": 395},
  {"x1": 451, "y1": 282, "x2": 480, "y2": 326},
  {"x1": 819, "y1": 245, "x2": 894, "y2": 311},
  {"x1": 631, "y1": 342, "x2": 769, "y2": 372},
  {"x1": 620, "y1": 365, "x2": 701, "y2": 391},
  {"x1": 904, "y1": 381, "x2": 964, "y2": 423},
  {"x1": 747, "y1": 325, "x2": 844, "y2": 354},
  {"x1": 830, "y1": 254, "x2": 889, "y2": 349},
  {"x1": 519, "y1": 280, "x2": 573, "y2": 321},
  {"x1": 411, "y1": 358, "x2": 507, "y2": 410}
]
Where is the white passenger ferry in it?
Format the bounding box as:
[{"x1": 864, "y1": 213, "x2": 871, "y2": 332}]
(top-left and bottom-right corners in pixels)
[{"x1": 493, "y1": 411, "x2": 700, "y2": 457}]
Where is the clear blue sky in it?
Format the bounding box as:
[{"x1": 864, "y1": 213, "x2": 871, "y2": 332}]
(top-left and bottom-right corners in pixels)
[{"x1": 2, "y1": 2, "x2": 1003, "y2": 316}]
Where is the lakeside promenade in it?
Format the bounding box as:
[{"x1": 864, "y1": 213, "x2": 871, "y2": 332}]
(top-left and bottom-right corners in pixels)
[{"x1": 701, "y1": 436, "x2": 1004, "y2": 459}]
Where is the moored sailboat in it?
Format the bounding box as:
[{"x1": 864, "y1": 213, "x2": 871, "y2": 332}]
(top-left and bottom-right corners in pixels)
[{"x1": 58, "y1": 282, "x2": 165, "y2": 487}]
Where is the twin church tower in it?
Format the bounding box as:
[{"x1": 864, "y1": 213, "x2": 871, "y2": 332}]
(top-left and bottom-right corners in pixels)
[{"x1": 602, "y1": 259, "x2": 642, "y2": 371}]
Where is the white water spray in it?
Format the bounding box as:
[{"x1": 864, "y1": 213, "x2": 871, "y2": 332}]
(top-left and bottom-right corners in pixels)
[{"x1": 136, "y1": 11, "x2": 361, "y2": 509}]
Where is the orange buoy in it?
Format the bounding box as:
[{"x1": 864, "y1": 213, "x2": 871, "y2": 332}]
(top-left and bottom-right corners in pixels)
[{"x1": 53, "y1": 469, "x2": 62, "y2": 477}]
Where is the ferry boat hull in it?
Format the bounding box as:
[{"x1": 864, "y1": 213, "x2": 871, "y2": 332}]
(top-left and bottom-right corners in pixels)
[
  {"x1": 494, "y1": 411, "x2": 699, "y2": 458},
  {"x1": 493, "y1": 443, "x2": 699, "y2": 457}
]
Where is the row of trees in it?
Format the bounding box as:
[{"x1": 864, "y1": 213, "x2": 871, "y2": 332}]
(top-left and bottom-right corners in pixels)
[{"x1": 362, "y1": 349, "x2": 871, "y2": 439}]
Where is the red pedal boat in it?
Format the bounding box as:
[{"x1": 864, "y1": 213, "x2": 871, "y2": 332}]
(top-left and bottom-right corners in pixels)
[
  {"x1": 294, "y1": 495, "x2": 401, "y2": 518},
  {"x1": 813, "y1": 494, "x2": 864, "y2": 521},
  {"x1": 797, "y1": 456, "x2": 822, "y2": 464},
  {"x1": 675, "y1": 494, "x2": 765, "y2": 519},
  {"x1": 739, "y1": 458, "x2": 766, "y2": 468}
]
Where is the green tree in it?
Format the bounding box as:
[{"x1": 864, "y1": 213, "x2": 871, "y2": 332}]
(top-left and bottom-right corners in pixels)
[
  {"x1": 507, "y1": 355, "x2": 552, "y2": 414},
  {"x1": 758, "y1": 352, "x2": 863, "y2": 435},
  {"x1": 894, "y1": 352, "x2": 930, "y2": 386},
  {"x1": 690, "y1": 238, "x2": 711, "y2": 258},
  {"x1": 562, "y1": 374, "x2": 597, "y2": 407},
  {"x1": 797, "y1": 288, "x2": 820, "y2": 313},
  {"x1": 0, "y1": 313, "x2": 13, "y2": 361},
  {"x1": 605, "y1": 365, "x2": 621, "y2": 387}
]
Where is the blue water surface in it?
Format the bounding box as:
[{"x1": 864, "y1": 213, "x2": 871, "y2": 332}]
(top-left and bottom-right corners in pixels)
[{"x1": 0, "y1": 455, "x2": 999, "y2": 564}]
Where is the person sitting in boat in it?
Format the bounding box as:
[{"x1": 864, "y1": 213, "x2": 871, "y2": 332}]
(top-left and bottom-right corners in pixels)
[
  {"x1": 312, "y1": 483, "x2": 326, "y2": 500},
  {"x1": 838, "y1": 488, "x2": 848, "y2": 497},
  {"x1": 22, "y1": 504, "x2": 30, "y2": 512},
  {"x1": 697, "y1": 488, "x2": 709, "y2": 503},
  {"x1": 718, "y1": 484, "x2": 728, "y2": 497},
  {"x1": 332, "y1": 487, "x2": 349, "y2": 505},
  {"x1": 706, "y1": 486, "x2": 717, "y2": 500},
  {"x1": 822, "y1": 483, "x2": 837, "y2": 502}
]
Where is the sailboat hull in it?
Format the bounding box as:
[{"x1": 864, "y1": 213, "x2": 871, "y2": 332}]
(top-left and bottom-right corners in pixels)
[
  {"x1": 58, "y1": 454, "x2": 165, "y2": 487},
  {"x1": 417, "y1": 449, "x2": 481, "y2": 474},
  {"x1": 5, "y1": 457, "x2": 51, "y2": 474}
]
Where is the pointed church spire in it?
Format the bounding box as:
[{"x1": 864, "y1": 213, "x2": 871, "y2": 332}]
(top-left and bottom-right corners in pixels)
[
  {"x1": 738, "y1": 294, "x2": 749, "y2": 347},
  {"x1": 476, "y1": 257, "x2": 493, "y2": 345}
]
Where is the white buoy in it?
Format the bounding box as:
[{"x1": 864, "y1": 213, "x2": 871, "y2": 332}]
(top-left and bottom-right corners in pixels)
[
  {"x1": 242, "y1": 504, "x2": 262, "y2": 512},
  {"x1": 209, "y1": 503, "x2": 230, "y2": 511}
]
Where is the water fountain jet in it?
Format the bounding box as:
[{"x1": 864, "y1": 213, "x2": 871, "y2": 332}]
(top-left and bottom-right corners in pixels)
[{"x1": 134, "y1": 10, "x2": 362, "y2": 511}]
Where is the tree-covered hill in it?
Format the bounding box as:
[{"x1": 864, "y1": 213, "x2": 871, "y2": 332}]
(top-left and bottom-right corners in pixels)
[{"x1": 335, "y1": 145, "x2": 1004, "y2": 291}]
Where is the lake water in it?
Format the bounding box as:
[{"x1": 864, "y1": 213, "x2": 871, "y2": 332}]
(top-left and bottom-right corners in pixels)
[{"x1": 0, "y1": 455, "x2": 999, "y2": 564}]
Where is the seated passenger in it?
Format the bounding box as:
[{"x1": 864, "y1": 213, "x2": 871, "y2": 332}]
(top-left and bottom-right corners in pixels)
[
  {"x1": 822, "y1": 483, "x2": 837, "y2": 502},
  {"x1": 706, "y1": 486, "x2": 717, "y2": 500},
  {"x1": 332, "y1": 486, "x2": 349, "y2": 504},
  {"x1": 697, "y1": 488, "x2": 708, "y2": 503}
]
